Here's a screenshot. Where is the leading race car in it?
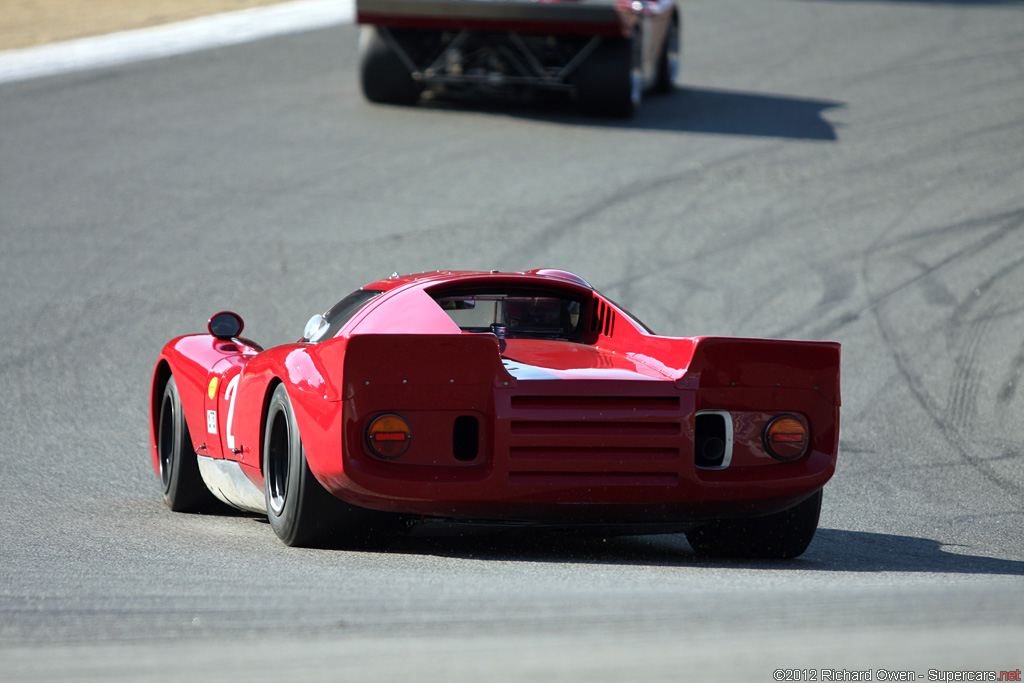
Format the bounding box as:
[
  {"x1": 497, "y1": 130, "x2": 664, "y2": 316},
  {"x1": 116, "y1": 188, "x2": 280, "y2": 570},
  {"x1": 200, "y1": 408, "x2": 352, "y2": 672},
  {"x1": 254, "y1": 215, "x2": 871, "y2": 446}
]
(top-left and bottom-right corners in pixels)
[
  {"x1": 355, "y1": 0, "x2": 681, "y2": 117},
  {"x1": 149, "y1": 269, "x2": 841, "y2": 558}
]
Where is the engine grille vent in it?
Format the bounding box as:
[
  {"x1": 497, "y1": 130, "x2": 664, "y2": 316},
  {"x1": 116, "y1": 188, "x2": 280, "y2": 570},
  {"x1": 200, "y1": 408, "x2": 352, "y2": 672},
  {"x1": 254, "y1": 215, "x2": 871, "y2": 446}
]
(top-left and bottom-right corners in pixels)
[{"x1": 506, "y1": 394, "x2": 682, "y2": 485}]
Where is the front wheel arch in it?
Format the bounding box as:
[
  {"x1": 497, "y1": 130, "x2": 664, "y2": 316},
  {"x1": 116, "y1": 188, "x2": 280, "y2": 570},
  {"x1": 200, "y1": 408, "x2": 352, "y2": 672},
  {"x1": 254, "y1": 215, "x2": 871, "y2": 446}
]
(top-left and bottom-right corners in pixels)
[{"x1": 155, "y1": 373, "x2": 223, "y2": 513}]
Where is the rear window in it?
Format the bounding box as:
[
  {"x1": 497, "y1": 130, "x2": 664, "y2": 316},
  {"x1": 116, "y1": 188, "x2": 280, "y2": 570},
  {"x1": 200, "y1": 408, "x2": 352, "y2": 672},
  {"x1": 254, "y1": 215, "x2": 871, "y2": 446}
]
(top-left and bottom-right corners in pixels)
[{"x1": 432, "y1": 289, "x2": 584, "y2": 340}]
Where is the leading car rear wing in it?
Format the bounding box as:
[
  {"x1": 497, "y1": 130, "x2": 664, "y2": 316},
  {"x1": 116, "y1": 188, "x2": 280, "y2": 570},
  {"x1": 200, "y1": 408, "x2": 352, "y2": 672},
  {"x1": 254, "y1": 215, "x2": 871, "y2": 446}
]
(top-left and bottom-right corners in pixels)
[{"x1": 356, "y1": 0, "x2": 630, "y2": 36}]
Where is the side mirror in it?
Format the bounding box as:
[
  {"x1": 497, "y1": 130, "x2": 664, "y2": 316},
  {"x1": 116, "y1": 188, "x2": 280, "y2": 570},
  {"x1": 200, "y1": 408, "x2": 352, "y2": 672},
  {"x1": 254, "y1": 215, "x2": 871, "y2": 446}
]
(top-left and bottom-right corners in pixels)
[
  {"x1": 208, "y1": 311, "x2": 244, "y2": 340},
  {"x1": 303, "y1": 313, "x2": 329, "y2": 342}
]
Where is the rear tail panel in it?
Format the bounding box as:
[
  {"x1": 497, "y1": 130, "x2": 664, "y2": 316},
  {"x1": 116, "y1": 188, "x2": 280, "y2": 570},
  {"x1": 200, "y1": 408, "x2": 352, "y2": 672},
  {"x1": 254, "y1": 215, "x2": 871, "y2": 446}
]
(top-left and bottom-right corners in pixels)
[{"x1": 330, "y1": 333, "x2": 840, "y2": 523}]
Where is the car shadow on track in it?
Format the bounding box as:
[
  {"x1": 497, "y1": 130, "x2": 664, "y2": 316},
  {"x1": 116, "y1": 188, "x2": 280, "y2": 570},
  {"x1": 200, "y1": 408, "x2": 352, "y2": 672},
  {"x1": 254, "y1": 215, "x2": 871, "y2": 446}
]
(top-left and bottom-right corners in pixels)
[
  {"x1": 379, "y1": 526, "x2": 1024, "y2": 575},
  {"x1": 631, "y1": 87, "x2": 842, "y2": 140},
  {"x1": 417, "y1": 86, "x2": 844, "y2": 140}
]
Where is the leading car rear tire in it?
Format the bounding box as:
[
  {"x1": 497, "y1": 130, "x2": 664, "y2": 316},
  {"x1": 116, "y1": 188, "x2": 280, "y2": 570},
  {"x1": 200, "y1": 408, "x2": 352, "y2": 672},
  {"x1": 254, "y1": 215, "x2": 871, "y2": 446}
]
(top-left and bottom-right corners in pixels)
[
  {"x1": 685, "y1": 490, "x2": 823, "y2": 559},
  {"x1": 157, "y1": 376, "x2": 222, "y2": 512},
  {"x1": 654, "y1": 14, "x2": 680, "y2": 94},
  {"x1": 359, "y1": 26, "x2": 420, "y2": 106},
  {"x1": 574, "y1": 34, "x2": 643, "y2": 118}
]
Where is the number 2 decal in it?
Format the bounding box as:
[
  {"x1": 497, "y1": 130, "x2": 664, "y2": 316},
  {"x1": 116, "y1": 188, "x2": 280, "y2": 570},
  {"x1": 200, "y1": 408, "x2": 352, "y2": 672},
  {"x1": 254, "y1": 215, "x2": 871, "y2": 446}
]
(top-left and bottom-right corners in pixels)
[{"x1": 224, "y1": 374, "x2": 241, "y2": 454}]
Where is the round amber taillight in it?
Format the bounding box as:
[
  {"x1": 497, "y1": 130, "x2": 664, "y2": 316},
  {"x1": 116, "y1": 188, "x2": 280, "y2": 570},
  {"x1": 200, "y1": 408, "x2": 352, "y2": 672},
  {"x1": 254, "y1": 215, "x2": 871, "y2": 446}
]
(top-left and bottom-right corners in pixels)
[
  {"x1": 366, "y1": 414, "x2": 411, "y2": 459},
  {"x1": 763, "y1": 414, "x2": 809, "y2": 461}
]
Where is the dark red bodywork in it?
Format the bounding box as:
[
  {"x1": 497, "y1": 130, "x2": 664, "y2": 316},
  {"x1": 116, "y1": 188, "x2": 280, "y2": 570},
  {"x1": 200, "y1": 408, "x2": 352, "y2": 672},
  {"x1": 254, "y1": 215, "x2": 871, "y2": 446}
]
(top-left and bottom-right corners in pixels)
[{"x1": 150, "y1": 270, "x2": 840, "y2": 528}]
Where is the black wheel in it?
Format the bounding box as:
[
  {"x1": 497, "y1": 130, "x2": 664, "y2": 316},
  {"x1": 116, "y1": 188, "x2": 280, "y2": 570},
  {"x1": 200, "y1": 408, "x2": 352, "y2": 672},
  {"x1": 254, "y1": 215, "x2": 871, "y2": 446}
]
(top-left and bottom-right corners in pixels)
[
  {"x1": 263, "y1": 385, "x2": 403, "y2": 548},
  {"x1": 574, "y1": 34, "x2": 643, "y2": 118},
  {"x1": 654, "y1": 14, "x2": 680, "y2": 94},
  {"x1": 157, "y1": 376, "x2": 222, "y2": 512},
  {"x1": 685, "y1": 490, "x2": 823, "y2": 559},
  {"x1": 359, "y1": 26, "x2": 420, "y2": 106}
]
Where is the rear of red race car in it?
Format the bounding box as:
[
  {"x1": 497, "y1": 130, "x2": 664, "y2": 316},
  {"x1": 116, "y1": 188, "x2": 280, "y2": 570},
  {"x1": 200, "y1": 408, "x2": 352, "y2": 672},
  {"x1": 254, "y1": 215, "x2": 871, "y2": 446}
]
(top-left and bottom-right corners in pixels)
[
  {"x1": 321, "y1": 332, "x2": 840, "y2": 558},
  {"x1": 148, "y1": 271, "x2": 840, "y2": 558},
  {"x1": 355, "y1": 0, "x2": 681, "y2": 116}
]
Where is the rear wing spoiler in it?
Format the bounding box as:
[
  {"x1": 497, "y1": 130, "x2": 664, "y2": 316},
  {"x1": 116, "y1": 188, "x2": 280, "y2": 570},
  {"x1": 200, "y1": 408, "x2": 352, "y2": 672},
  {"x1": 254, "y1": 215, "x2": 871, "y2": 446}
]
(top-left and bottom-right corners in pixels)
[
  {"x1": 356, "y1": 0, "x2": 628, "y2": 36},
  {"x1": 340, "y1": 333, "x2": 840, "y2": 406}
]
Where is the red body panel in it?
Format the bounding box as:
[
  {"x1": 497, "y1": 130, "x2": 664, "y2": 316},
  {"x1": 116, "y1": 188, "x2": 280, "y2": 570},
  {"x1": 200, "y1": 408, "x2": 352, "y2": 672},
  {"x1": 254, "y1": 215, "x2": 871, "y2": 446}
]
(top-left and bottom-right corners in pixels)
[
  {"x1": 149, "y1": 270, "x2": 841, "y2": 527},
  {"x1": 355, "y1": 0, "x2": 659, "y2": 37},
  {"x1": 355, "y1": 0, "x2": 678, "y2": 76}
]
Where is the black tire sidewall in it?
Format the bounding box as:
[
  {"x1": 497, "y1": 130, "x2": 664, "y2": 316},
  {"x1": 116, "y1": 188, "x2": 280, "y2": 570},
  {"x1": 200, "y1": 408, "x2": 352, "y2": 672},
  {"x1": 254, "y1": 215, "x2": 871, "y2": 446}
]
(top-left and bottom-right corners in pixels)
[
  {"x1": 263, "y1": 385, "x2": 338, "y2": 547},
  {"x1": 359, "y1": 26, "x2": 420, "y2": 105},
  {"x1": 262, "y1": 384, "x2": 413, "y2": 549},
  {"x1": 686, "y1": 489, "x2": 823, "y2": 560},
  {"x1": 264, "y1": 386, "x2": 300, "y2": 544},
  {"x1": 654, "y1": 14, "x2": 680, "y2": 94},
  {"x1": 573, "y1": 35, "x2": 641, "y2": 118},
  {"x1": 158, "y1": 377, "x2": 184, "y2": 502},
  {"x1": 158, "y1": 375, "x2": 220, "y2": 512}
]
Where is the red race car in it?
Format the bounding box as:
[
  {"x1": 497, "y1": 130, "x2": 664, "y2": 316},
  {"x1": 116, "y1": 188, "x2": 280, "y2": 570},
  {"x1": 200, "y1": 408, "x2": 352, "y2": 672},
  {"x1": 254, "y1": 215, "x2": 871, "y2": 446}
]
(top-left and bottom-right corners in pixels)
[
  {"x1": 355, "y1": 0, "x2": 681, "y2": 117},
  {"x1": 150, "y1": 269, "x2": 840, "y2": 558}
]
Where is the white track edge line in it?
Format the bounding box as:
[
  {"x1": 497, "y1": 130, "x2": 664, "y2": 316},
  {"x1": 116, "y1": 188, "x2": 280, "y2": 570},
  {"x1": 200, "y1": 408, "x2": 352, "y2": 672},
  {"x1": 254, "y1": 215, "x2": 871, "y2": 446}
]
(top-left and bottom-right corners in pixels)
[{"x1": 0, "y1": 0, "x2": 354, "y2": 86}]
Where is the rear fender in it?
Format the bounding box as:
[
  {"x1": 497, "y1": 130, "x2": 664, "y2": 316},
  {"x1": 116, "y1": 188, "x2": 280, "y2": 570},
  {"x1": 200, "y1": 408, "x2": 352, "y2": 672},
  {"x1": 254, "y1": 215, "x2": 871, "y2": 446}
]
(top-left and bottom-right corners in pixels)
[
  {"x1": 310, "y1": 334, "x2": 508, "y2": 497},
  {"x1": 228, "y1": 339, "x2": 352, "y2": 489},
  {"x1": 683, "y1": 337, "x2": 842, "y2": 464},
  {"x1": 684, "y1": 337, "x2": 841, "y2": 404}
]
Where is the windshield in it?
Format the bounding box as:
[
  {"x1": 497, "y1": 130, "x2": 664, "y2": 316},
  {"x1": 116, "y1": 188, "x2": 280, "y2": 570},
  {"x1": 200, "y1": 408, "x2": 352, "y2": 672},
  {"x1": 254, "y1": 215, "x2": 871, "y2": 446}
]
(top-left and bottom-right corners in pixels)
[
  {"x1": 306, "y1": 289, "x2": 383, "y2": 342},
  {"x1": 433, "y1": 291, "x2": 584, "y2": 340}
]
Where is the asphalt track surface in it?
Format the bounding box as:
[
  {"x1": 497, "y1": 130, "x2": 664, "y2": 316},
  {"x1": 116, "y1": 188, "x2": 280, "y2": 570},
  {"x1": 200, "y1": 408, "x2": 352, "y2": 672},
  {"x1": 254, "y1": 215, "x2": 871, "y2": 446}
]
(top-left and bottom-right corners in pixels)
[{"x1": 2, "y1": 1, "x2": 1024, "y2": 680}]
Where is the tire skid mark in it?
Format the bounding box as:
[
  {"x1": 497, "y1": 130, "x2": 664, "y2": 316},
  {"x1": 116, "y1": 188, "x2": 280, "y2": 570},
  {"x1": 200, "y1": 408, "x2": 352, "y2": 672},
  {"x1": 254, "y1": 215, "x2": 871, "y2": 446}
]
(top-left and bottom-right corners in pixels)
[
  {"x1": 771, "y1": 186, "x2": 950, "y2": 339},
  {"x1": 996, "y1": 340, "x2": 1024, "y2": 405},
  {"x1": 947, "y1": 246, "x2": 1024, "y2": 415},
  {"x1": 793, "y1": 207, "x2": 1024, "y2": 340},
  {"x1": 865, "y1": 209, "x2": 1024, "y2": 498},
  {"x1": 950, "y1": 250, "x2": 1024, "y2": 323},
  {"x1": 497, "y1": 144, "x2": 781, "y2": 265},
  {"x1": 872, "y1": 303, "x2": 1021, "y2": 498},
  {"x1": 768, "y1": 261, "x2": 858, "y2": 340},
  {"x1": 877, "y1": 206, "x2": 1024, "y2": 253},
  {"x1": 947, "y1": 316, "x2": 989, "y2": 430}
]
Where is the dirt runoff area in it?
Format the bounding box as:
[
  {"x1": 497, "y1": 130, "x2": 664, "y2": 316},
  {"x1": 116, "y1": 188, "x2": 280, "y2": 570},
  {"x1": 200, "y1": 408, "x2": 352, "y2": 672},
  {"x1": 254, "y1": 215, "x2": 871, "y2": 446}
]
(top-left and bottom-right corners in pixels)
[{"x1": 0, "y1": 0, "x2": 294, "y2": 50}]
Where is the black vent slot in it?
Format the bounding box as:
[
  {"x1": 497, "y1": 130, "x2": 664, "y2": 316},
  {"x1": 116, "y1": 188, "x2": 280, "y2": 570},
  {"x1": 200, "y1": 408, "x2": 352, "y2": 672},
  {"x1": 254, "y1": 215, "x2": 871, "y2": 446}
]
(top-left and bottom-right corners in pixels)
[
  {"x1": 590, "y1": 300, "x2": 617, "y2": 337},
  {"x1": 694, "y1": 413, "x2": 727, "y2": 468},
  {"x1": 453, "y1": 416, "x2": 479, "y2": 461}
]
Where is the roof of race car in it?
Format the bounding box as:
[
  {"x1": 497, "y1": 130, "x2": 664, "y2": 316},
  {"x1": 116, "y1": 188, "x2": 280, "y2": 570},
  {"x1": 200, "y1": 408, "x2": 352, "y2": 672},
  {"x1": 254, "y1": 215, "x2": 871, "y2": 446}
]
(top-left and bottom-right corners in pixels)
[
  {"x1": 331, "y1": 268, "x2": 601, "y2": 340},
  {"x1": 360, "y1": 268, "x2": 594, "y2": 293}
]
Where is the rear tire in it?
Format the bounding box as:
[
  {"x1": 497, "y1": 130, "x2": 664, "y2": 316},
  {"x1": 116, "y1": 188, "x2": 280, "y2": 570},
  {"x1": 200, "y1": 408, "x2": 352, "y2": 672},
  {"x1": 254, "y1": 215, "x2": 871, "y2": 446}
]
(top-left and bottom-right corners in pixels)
[
  {"x1": 685, "y1": 490, "x2": 823, "y2": 559},
  {"x1": 359, "y1": 26, "x2": 420, "y2": 106},
  {"x1": 157, "y1": 376, "x2": 222, "y2": 512},
  {"x1": 263, "y1": 384, "x2": 403, "y2": 548},
  {"x1": 654, "y1": 15, "x2": 680, "y2": 94},
  {"x1": 574, "y1": 34, "x2": 642, "y2": 118}
]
